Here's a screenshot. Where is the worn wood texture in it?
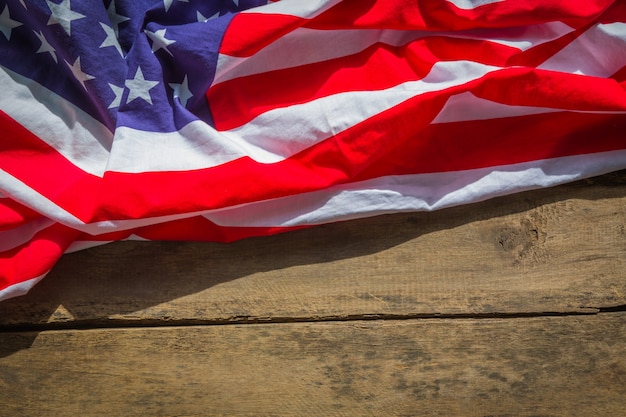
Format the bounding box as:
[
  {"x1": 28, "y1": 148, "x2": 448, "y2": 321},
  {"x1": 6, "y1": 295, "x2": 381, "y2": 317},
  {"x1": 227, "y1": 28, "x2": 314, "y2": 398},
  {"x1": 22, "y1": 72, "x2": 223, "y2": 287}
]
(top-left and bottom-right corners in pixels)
[
  {"x1": 1, "y1": 314, "x2": 625, "y2": 417},
  {"x1": 1, "y1": 172, "x2": 624, "y2": 327},
  {"x1": 1, "y1": 172, "x2": 625, "y2": 415}
]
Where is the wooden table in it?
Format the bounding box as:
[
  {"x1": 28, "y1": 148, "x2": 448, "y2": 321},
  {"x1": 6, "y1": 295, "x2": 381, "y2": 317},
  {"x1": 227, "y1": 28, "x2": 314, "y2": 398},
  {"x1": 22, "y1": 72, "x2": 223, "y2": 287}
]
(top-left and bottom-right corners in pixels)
[{"x1": 1, "y1": 171, "x2": 625, "y2": 416}]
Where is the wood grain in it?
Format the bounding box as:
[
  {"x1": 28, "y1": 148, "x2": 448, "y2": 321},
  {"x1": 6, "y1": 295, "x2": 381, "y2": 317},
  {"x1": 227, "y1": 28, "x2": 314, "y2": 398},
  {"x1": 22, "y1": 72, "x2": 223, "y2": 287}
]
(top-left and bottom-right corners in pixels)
[
  {"x1": 1, "y1": 172, "x2": 624, "y2": 416},
  {"x1": 1, "y1": 172, "x2": 624, "y2": 328},
  {"x1": 1, "y1": 314, "x2": 624, "y2": 416}
]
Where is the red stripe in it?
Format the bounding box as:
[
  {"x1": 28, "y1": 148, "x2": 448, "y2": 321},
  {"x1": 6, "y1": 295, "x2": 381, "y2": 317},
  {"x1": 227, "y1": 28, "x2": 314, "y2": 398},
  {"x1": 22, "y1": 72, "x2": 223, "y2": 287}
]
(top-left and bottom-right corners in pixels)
[
  {"x1": 133, "y1": 216, "x2": 306, "y2": 243},
  {"x1": 470, "y1": 67, "x2": 626, "y2": 110},
  {"x1": 308, "y1": 0, "x2": 613, "y2": 31},
  {"x1": 0, "y1": 222, "x2": 79, "y2": 289},
  {"x1": 0, "y1": 109, "x2": 102, "y2": 222},
  {"x1": 598, "y1": 0, "x2": 626, "y2": 24},
  {"x1": 352, "y1": 112, "x2": 626, "y2": 181},
  {"x1": 612, "y1": 65, "x2": 626, "y2": 83},
  {"x1": 71, "y1": 216, "x2": 306, "y2": 243},
  {"x1": 73, "y1": 229, "x2": 133, "y2": 242},
  {"x1": 220, "y1": 13, "x2": 304, "y2": 57},
  {"x1": 0, "y1": 198, "x2": 41, "y2": 231}
]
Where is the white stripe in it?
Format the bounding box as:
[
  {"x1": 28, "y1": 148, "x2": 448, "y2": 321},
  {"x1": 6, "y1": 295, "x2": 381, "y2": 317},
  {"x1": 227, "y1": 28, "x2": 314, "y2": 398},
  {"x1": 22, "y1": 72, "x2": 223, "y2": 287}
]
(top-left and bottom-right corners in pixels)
[
  {"x1": 215, "y1": 22, "x2": 572, "y2": 84},
  {"x1": 200, "y1": 149, "x2": 626, "y2": 227},
  {"x1": 460, "y1": 22, "x2": 572, "y2": 50},
  {"x1": 0, "y1": 168, "x2": 85, "y2": 228},
  {"x1": 0, "y1": 274, "x2": 46, "y2": 302},
  {"x1": 0, "y1": 66, "x2": 112, "y2": 177},
  {"x1": 65, "y1": 240, "x2": 112, "y2": 253},
  {"x1": 433, "y1": 91, "x2": 625, "y2": 124},
  {"x1": 538, "y1": 22, "x2": 626, "y2": 77},
  {"x1": 242, "y1": 0, "x2": 342, "y2": 17},
  {"x1": 0, "y1": 217, "x2": 55, "y2": 252},
  {"x1": 215, "y1": 29, "x2": 431, "y2": 84},
  {"x1": 432, "y1": 91, "x2": 560, "y2": 123},
  {"x1": 109, "y1": 121, "x2": 246, "y2": 172},
  {"x1": 222, "y1": 61, "x2": 500, "y2": 162},
  {"x1": 80, "y1": 149, "x2": 626, "y2": 234},
  {"x1": 109, "y1": 61, "x2": 501, "y2": 173},
  {"x1": 125, "y1": 234, "x2": 151, "y2": 241},
  {"x1": 65, "y1": 236, "x2": 153, "y2": 256},
  {"x1": 446, "y1": 0, "x2": 503, "y2": 9},
  {"x1": 78, "y1": 208, "x2": 218, "y2": 235}
]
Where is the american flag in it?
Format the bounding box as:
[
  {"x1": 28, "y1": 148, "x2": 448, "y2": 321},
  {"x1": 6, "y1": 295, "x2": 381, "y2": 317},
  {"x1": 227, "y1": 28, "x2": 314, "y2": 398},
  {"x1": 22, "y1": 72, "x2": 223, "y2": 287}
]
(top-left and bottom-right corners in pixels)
[{"x1": 1, "y1": 0, "x2": 625, "y2": 301}]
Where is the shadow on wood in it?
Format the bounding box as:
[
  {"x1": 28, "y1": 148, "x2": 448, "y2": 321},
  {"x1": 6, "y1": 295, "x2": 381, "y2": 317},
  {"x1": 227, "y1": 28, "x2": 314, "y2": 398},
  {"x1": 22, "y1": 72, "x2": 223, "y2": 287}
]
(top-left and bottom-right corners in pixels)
[{"x1": 0, "y1": 171, "x2": 624, "y2": 358}]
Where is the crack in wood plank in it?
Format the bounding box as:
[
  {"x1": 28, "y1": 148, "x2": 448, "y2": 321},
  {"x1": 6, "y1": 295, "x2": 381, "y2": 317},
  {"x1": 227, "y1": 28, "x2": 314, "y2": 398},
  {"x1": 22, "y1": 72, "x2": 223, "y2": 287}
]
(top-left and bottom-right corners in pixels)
[
  {"x1": 5, "y1": 307, "x2": 625, "y2": 333},
  {"x1": 1, "y1": 314, "x2": 625, "y2": 416}
]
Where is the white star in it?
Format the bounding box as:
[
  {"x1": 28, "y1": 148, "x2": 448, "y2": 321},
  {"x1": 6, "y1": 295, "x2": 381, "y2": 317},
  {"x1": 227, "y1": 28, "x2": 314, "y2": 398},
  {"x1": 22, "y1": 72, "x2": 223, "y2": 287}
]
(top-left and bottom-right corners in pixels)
[
  {"x1": 33, "y1": 30, "x2": 57, "y2": 63},
  {"x1": 0, "y1": 5, "x2": 22, "y2": 41},
  {"x1": 106, "y1": 1, "x2": 129, "y2": 37},
  {"x1": 145, "y1": 28, "x2": 175, "y2": 56},
  {"x1": 108, "y1": 83, "x2": 123, "y2": 108},
  {"x1": 46, "y1": 0, "x2": 85, "y2": 36},
  {"x1": 233, "y1": 0, "x2": 239, "y2": 6},
  {"x1": 65, "y1": 57, "x2": 95, "y2": 90},
  {"x1": 197, "y1": 10, "x2": 219, "y2": 22},
  {"x1": 169, "y1": 75, "x2": 193, "y2": 107},
  {"x1": 99, "y1": 22, "x2": 123, "y2": 57},
  {"x1": 18, "y1": 0, "x2": 27, "y2": 8},
  {"x1": 163, "y1": 0, "x2": 188, "y2": 13},
  {"x1": 125, "y1": 67, "x2": 159, "y2": 105}
]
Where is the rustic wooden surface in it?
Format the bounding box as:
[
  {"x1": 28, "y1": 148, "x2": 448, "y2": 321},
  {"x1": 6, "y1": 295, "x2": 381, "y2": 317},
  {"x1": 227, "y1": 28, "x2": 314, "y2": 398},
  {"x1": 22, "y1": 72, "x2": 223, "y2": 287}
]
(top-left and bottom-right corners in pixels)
[
  {"x1": 0, "y1": 170, "x2": 625, "y2": 416},
  {"x1": 2, "y1": 315, "x2": 625, "y2": 416}
]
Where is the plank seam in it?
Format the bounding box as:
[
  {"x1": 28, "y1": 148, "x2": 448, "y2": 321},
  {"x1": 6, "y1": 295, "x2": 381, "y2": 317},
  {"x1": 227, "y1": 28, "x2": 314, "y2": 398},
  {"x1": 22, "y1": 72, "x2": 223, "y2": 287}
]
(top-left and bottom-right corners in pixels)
[{"x1": 5, "y1": 308, "x2": 626, "y2": 333}]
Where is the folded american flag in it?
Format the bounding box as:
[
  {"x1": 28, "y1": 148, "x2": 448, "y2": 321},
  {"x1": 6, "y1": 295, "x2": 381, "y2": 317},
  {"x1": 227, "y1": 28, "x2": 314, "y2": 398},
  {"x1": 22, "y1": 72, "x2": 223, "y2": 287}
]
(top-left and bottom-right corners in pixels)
[{"x1": 1, "y1": 0, "x2": 625, "y2": 301}]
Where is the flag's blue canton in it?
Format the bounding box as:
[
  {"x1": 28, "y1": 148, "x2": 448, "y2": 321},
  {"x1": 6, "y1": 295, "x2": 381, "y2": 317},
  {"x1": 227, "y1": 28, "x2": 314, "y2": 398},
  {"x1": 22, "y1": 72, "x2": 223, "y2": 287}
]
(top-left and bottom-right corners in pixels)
[{"x1": 0, "y1": 0, "x2": 265, "y2": 133}]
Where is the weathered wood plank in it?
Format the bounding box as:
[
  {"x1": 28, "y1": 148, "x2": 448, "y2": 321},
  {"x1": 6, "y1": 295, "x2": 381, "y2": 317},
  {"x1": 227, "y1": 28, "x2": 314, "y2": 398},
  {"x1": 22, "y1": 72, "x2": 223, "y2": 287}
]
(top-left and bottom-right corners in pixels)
[
  {"x1": 1, "y1": 314, "x2": 624, "y2": 416},
  {"x1": 1, "y1": 172, "x2": 625, "y2": 327}
]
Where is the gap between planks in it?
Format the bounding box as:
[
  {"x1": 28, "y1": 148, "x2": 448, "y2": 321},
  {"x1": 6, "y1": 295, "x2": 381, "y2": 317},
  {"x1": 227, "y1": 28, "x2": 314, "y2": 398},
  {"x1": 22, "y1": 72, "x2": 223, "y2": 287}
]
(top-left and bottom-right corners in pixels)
[{"x1": 2, "y1": 306, "x2": 625, "y2": 333}]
